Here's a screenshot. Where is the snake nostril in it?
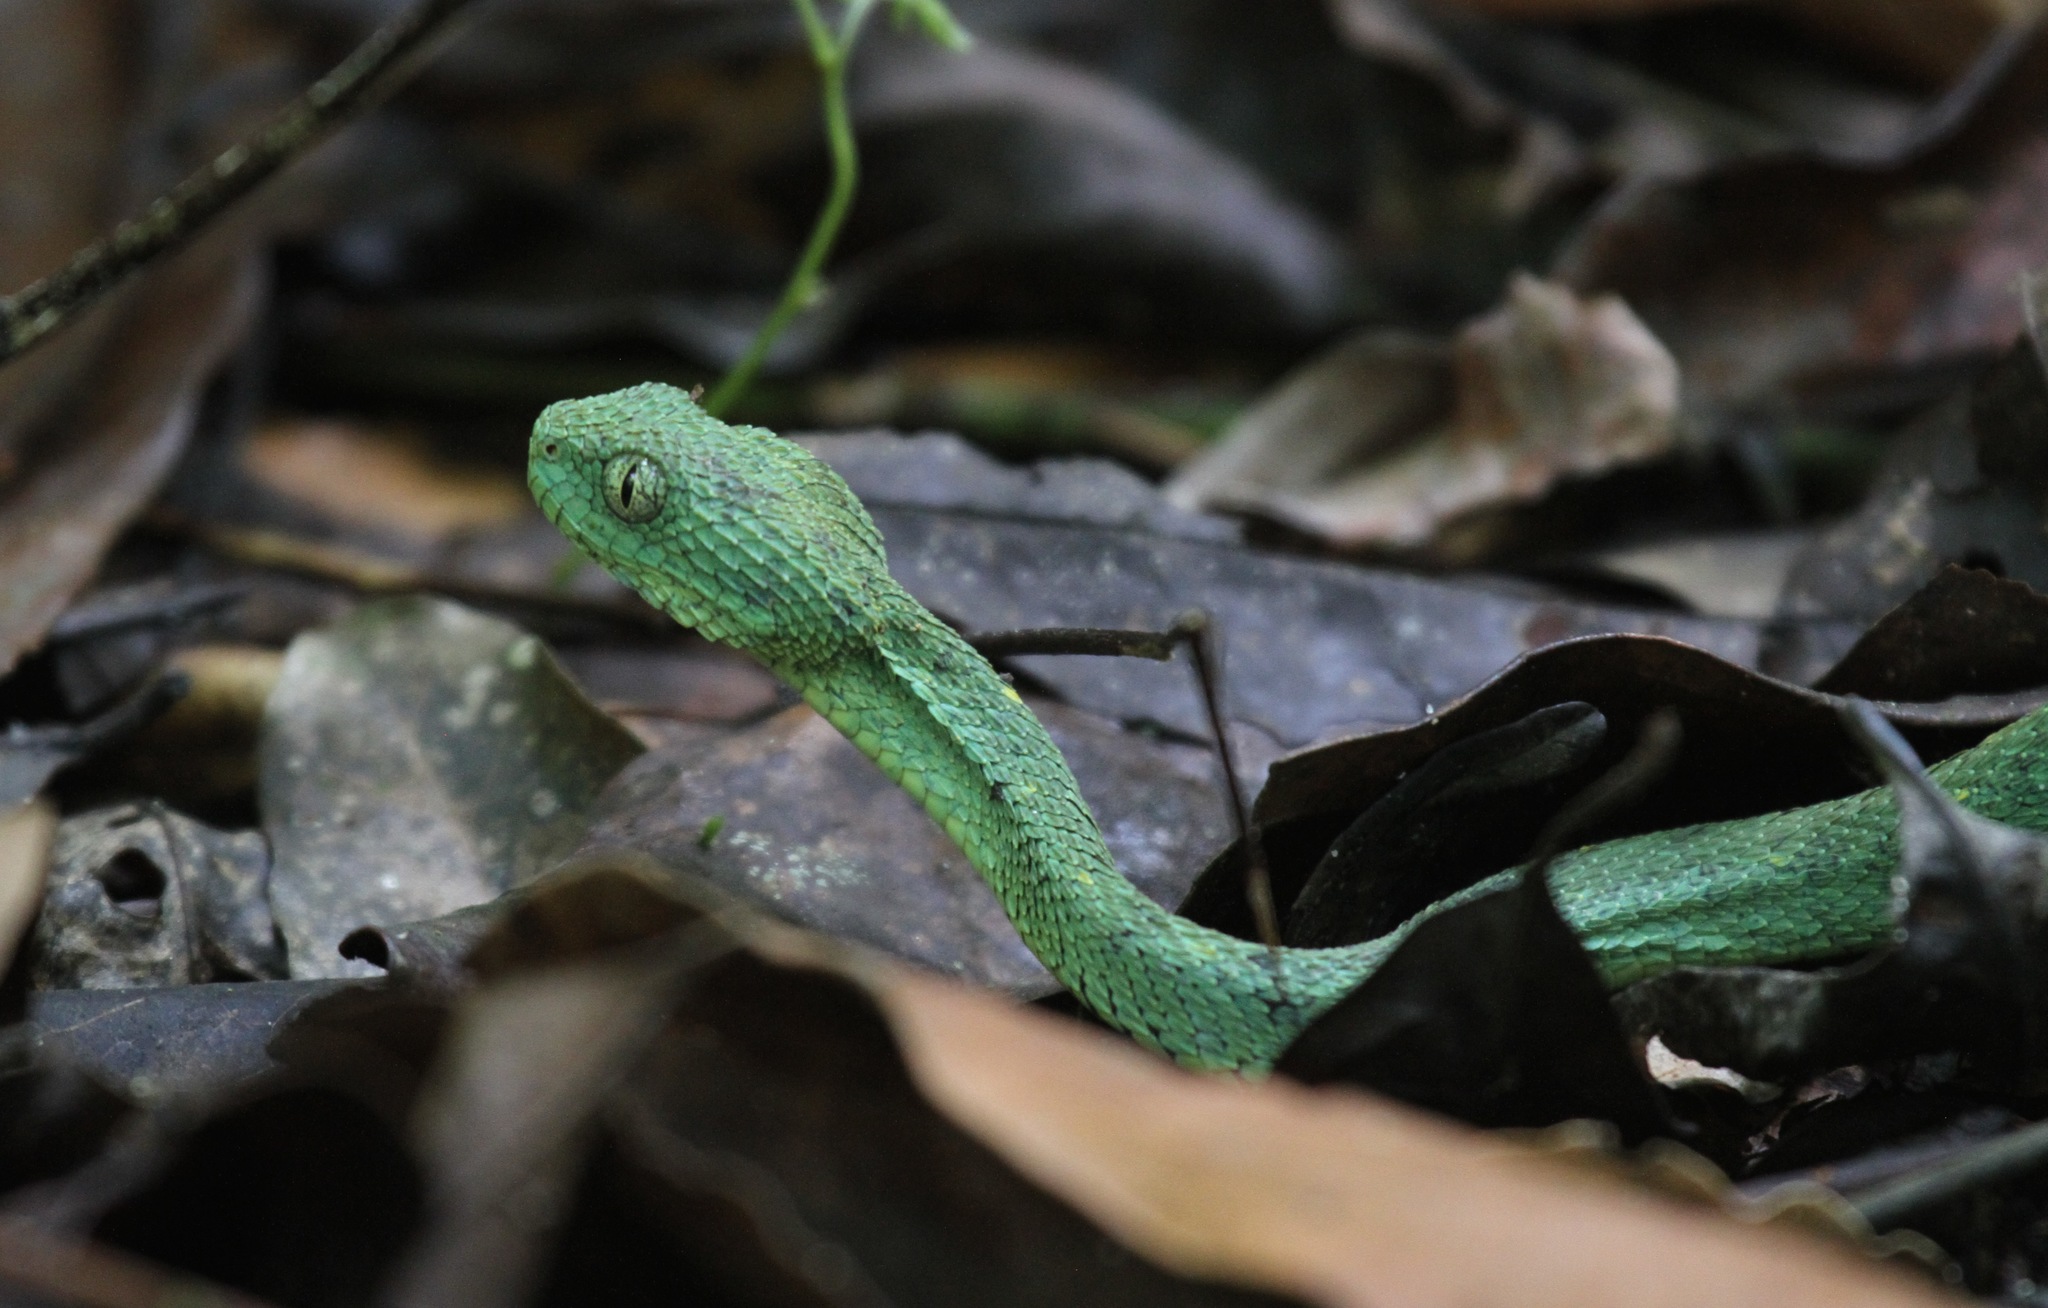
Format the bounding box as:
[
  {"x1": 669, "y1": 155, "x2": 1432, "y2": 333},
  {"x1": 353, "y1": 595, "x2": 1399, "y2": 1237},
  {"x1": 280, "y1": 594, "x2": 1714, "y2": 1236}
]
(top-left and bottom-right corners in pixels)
[{"x1": 542, "y1": 441, "x2": 560, "y2": 458}]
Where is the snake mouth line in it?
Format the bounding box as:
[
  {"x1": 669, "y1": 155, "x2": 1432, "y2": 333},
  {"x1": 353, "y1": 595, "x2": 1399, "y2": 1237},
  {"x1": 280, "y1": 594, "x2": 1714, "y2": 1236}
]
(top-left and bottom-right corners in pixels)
[{"x1": 530, "y1": 480, "x2": 575, "y2": 538}]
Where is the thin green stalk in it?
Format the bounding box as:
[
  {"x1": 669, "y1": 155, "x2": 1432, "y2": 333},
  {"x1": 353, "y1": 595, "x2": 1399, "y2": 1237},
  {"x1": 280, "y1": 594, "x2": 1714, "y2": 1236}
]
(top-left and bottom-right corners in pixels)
[{"x1": 705, "y1": 0, "x2": 863, "y2": 416}]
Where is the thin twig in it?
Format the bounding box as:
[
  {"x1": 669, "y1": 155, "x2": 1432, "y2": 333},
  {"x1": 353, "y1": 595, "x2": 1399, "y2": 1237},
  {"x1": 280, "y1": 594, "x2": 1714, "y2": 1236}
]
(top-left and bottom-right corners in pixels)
[
  {"x1": 1174, "y1": 612, "x2": 1283, "y2": 949},
  {"x1": 0, "y1": 0, "x2": 491, "y2": 364},
  {"x1": 966, "y1": 627, "x2": 1180, "y2": 662},
  {"x1": 969, "y1": 613, "x2": 1277, "y2": 947}
]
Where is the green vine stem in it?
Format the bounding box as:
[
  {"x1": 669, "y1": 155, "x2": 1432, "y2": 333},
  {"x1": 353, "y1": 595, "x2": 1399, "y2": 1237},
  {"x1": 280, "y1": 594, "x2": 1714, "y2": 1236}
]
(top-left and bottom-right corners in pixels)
[{"x1": 705, "y1": 0, "x2": 965, "y2": 417}]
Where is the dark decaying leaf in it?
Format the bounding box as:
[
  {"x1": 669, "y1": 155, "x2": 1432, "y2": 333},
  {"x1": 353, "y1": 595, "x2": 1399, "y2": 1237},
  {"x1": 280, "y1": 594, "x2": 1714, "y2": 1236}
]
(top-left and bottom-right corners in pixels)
[
  {"x1": 30, "y1": 802, "x2": 284, "y2": 991},
  {"x1": 807, "y1": 431, "x2": 1781, "y2": 752},
  {"x1": 843, "y1": 37, "x2": 1352, "y2": 344},
  {"x1": 1, "y1": 858, "x2": 1961, "y2": 1308},
  {"x1": 261, "y1": 597, "x2": 644, "y2": 980},
  {"x1": 1187, "y1": 629, "x2": 2033, "y2": 949},
  {"x1": 1276, "y1": 867, "x2": 1670, "y2": 1139},
  {"x1": 275, "y1": 9, "x2": 1355, "y2": 393},
  {"x1": 1282, "y1": 700, "x2": 1607, "y2": 948},
  {"x1": 1330, "y1": 0, "x2": 2043, "y2": 177},
  {"x1": 1777, "y1": 339, "x2": 2048, "y2": 641},
  {"x1": 384, "y1": 908, "x2": 723, "y2": 1308},
  {"x1": 1257, "y1": 627, "x2": 2031, "y2": 830},
  {"x1": 576, "y1": 697, "x2": 1229, "y2": 997},
  {"x1": 86, "y1": 1084, "x2": 427, "y2": 1308},
  {"x1": 11, "y1": 981, "x2": 448, "y2": 1299},
  {"x1": 26, "y1": 981, "x2": 358, "y2": 1100},
  {"x1": 1615, "y1": 701, "x2": 2048, "y2": 1080},
  {"x1": 1815, "y1": 565, "x2": 2048, "y2": 701}
]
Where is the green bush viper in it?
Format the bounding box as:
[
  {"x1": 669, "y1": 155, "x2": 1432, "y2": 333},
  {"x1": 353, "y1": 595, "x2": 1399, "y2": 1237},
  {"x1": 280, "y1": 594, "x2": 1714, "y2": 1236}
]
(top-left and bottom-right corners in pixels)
[{"x1": 529, "y1": 382, "x2": 2048, "y2": 1072}]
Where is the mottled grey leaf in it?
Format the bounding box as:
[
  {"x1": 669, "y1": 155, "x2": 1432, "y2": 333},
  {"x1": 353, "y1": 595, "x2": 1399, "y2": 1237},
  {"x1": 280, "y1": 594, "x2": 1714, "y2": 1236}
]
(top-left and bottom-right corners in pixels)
[
  {"x1": 577, "y1": 697, "x2": 1229, "y2": 997},
  {"x1": 27, "y1": 980, "x2": 358, "y2": 1100},
  {"x1": 262, "y1": 597, "x2": 644, "y2": 979}
]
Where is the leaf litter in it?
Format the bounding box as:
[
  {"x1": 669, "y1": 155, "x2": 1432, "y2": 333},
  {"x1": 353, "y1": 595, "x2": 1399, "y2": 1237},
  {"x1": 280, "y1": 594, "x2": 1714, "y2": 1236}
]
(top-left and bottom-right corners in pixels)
[{"x1": 16, "y1": 1, "x2": 2048, "y2": 1303}]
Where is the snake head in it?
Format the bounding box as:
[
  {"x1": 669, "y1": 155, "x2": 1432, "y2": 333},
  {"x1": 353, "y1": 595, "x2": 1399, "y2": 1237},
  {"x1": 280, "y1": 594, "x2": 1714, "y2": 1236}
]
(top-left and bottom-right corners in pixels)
[{"x1": 529, "y1": 382, "x2": 889, "y2": 660}]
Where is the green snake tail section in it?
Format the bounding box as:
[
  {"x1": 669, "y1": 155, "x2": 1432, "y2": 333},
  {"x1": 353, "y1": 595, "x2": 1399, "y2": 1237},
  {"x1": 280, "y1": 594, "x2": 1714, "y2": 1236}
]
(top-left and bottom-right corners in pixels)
[{"x1": 528, "y1": 381, "x2": 2048, "y2": 1072}]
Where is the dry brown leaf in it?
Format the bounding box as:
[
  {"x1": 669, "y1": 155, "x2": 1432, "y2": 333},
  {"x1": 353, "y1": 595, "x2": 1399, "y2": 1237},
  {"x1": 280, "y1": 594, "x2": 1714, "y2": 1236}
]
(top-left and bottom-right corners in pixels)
[
  {"x1": 0, "y1": 241, "x2": 261, "y2": 679},
  {"x1": 1169, "y1": 274, "x2": 1678, "y2": 548},
  {"x1": 243, "y1": 420, "x2": 531, "y2": 545},
  {"x1": 870, "y1": 969, "x2": 1956, "y2": 1308},
  {"x1": 0, "y1": 0, "x2": 144, "y2": 477},
  {"x1": 0, "y1": 799, "x2": 57, "y2": 978}
]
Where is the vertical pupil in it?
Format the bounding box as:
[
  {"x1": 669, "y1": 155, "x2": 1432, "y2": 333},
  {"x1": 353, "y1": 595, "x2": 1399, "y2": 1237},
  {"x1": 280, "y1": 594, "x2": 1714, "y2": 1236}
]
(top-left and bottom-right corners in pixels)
[{"x1": 620, "y1": 464, "x2": 639, "y2": 505}]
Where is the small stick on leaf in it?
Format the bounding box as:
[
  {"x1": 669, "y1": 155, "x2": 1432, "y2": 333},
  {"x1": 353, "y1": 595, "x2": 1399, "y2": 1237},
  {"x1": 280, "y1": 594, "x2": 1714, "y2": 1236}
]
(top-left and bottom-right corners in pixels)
[
  {"x1": 969, "y1": 611, "x2": 1282, "y2": 949},
  {"x1": 0, "y1": 0, "x2": 492, "y2": 364}
]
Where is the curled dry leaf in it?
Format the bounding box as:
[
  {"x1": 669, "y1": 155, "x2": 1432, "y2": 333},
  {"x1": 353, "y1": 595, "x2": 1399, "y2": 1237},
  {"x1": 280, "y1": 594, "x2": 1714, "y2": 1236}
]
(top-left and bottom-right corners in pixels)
[
  {"x1": 1169, "y1": 275, "x2": 1679, "y2": 548},
  {"x1": 871, "y1": 967, "x2": 1952, "y2": 1308},
  {"x1": 0, "y1": 799, "x2": 57, "y2": 979},
  {"x1": 0, "y1": 242, "x2": 261, "y2": 680}
]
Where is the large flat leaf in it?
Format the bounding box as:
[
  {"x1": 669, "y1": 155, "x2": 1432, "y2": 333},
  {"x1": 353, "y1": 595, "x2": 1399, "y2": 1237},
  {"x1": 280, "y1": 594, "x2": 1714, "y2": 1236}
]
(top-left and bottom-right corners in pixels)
[{"x1": 261, "y1": 597, "x2": 644, "y2": 978}]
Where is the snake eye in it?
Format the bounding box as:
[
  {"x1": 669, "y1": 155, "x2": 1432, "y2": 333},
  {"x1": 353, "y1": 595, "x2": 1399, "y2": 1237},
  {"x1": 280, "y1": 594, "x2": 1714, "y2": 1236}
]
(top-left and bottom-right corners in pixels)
[{"x1": 602, "y1": 453, "x2": 667, "y2": 523}]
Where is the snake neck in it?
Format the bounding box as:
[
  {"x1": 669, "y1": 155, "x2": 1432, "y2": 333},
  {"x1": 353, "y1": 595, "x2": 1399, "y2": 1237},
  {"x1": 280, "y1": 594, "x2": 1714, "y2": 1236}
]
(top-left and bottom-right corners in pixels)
[{"x1": 776, "y1": 593, "x2": 1379, "y2": 1069}]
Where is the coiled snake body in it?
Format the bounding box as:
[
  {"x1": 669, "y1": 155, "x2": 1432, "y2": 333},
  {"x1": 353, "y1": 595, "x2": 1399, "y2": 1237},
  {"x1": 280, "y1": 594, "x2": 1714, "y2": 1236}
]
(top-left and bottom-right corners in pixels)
[{"x1": 530, "y1": 383, "x2": 2048, "y2": 1071}]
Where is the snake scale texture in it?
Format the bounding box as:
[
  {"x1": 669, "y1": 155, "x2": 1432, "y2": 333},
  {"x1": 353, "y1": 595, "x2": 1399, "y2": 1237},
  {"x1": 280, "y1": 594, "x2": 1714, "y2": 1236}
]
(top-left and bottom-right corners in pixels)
[{"x1": 529, "y1": 383, "x2": 2048, "y2": 1071}]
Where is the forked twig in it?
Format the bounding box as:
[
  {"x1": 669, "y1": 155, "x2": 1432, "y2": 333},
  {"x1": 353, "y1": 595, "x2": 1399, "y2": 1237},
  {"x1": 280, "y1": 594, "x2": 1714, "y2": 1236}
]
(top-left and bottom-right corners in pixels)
[{"x1": 968, "y1": 611, "x2": 1281, "y2": 948}]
